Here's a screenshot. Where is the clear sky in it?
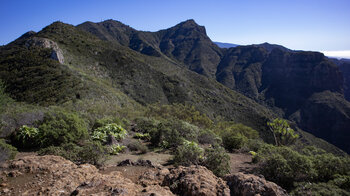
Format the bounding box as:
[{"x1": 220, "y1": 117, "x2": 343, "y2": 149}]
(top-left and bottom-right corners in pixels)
[{"x1": 1, "y1": 0, "x2": 349, "y2": 55}]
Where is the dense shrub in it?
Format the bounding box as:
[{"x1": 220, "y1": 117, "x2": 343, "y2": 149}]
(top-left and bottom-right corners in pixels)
[
  {"x1": 0, "y1": 139, "x2": 17, "y2": 162},
  {"x1": 149, "y1": 119, "x2": 200, "y2": 148},
  {"x1": 311, "y1": 153, "x2": 350, "y2": 182},
  {"x1": 92, "y1": 116, "x2": 128, "y2": 130},
  {"x1": 0, "y1": 80, "x2": 12, "y2": 111},
  {"x1": 92, "y1": 123, "x2": 127, "y2": 143},
  {"x1": 256, "y1": 145, "x2": 316, "y2": 189},
  {"x1": 197, "y1": 129, "x2": 221, "y2": 145},
  {"x1": 222, "y1": 132, "x2": 248, "y2": 151},
  {"x1": 203, "y1": 145, "x2": 230, "y2": 177},
  {"x1": 38, "y1": 110, "x2": 88, "y2": 147},
  {"x1": 127, "y1": 140, "x2": 148, "y2": 154},
  {"x1": 291, "y1": 182, "x2": 350, "y2": 196},
  {"x1": 108, "y1": 144, "x2": 126, "y2": 155},
  {"x1": 39, "y1": 141, "x2": 109, "y2": 166},
  {"x1": 145, "y1": 104, "x2": 213, "y2": 128},
  {"x1": 133, "y1": 133, "x2": 151, "y2": 141},
  {"x1": 173, "y1": 140, "x2": 204, "y2": 166},
  {"x1": 14, "y1": 125, "x2": 39, "y2": 148},
  {"x1": 218, "y1": 123, "x2": 259, "y2": 151}
]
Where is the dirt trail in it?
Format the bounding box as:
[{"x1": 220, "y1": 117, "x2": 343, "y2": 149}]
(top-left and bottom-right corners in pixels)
[{"x1": 229, "y1": 153, "x2": 257, "y2": 174}]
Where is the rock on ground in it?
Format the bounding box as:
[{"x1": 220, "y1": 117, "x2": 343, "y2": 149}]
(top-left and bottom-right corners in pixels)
[
  {"x1": 0, "y1": 155, "x2": 173, "y2": 196},
  {"x1": 163, "y1": 165, "x2": 231, "y2": 196},
  {"x1": 224, "y1": 172, "x2": 288, "y2": 196}
]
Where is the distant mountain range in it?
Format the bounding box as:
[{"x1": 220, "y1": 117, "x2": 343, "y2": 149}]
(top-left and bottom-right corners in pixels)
[
  {"x1": 1, "y1": 19, "x2": 350, "y2": 154},
  {"x1": 214, "y1": 42, "x2": 238, "y2": 48}
]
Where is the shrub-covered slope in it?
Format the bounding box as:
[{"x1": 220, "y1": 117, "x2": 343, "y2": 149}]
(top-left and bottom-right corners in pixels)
[{"x1": 77, "y1": 19, "x2": 350, "y2": 153}]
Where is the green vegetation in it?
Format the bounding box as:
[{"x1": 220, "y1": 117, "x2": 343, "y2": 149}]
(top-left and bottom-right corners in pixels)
[
  {"x1": 14, "y1": 125, "x2": 39, "y2": 147},
  {"x1": 174, "y1": 140, "x2": 204, "y2": 166},
  {"x1": 0, "y1": 20, "x2": 349, "y2": 195},
  {"x1": 267, "y1": 118, "x2": 299, "y2": 146},
  {"x1": 217, "y1": 123, "x2": 259, "y2": 151},
  {"x1": 37, "y1": 110, "x2": 88, "y2": 147},
  {"x1": 108, "y1": 144, "x2": 126, "y2": 155},
  {"x1": 202, "y1": 145, "x2": 230, "y2": 177},
  {"x1": 133, "y1": 132, "x2": 151, "y2": 140},
  {"x1": 39, "y1": 141, "x2": 109, "y2": 166},
  {"x1": 92, "y1": 123, "x2": 127, "y2": 143},
  {"x1": 127, "y1": 140, "x2": 148, "y2": 154},
  {"x1": 0, "y1": 139, "x2": 17, "y2": 162},
  {"x1": 253, "y1": 144, "x2": 350, "y2": 193}
]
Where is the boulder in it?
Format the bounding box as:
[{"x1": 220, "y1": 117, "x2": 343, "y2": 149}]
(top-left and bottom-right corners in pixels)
[
  {"x1": 224, "y1": 172, "x2": 288, "y2": 196},
  {"x1": 163, "y1": 165, "x2": 230, "y2": 196}
]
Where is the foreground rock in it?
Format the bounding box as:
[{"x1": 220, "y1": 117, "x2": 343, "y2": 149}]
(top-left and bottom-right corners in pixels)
[
  {"x1": 163, "y1": 165, "x2": 231, "y2": 196},
  {"x1": 0, "y1": 155, "x2": 173, "y2": 195},
  {"x1": 0, "y1": 155, "x2": 288, "y2": 196},
  {"x1": 224, "y1": 172, "x2": 288, "y2": 196}
]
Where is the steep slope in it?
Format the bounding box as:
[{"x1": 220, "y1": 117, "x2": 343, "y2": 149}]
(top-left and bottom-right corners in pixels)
[
  {"x1": 332, "y1": 58, "x2": 350, "y2": 101},
  {"x1": 78, "y1": 19, "x2": 223, "y2": 77},
  {"x1": 291, "y1": 91, "x2": 350, "y2": 153},
  {"x1": 15, "y1": 21, "x2": 275, "y2": 135}
]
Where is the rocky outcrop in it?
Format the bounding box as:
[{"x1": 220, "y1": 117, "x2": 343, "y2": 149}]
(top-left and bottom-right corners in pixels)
[
  {"x1": 0, "y1": 155, "x2": 291, "y2": 196},
  {"x1": 25, "y1": 37, "x2": 64, "y2": 64},
  {"x1": 0, "y1": 155, "x2": 173, "y2": 195},
  {"x1": 163, "y1": 165, "x2": 230, "y2": 196},
  {"x1": 224, "y1": 172, "x2": 288, "y2": 196}
]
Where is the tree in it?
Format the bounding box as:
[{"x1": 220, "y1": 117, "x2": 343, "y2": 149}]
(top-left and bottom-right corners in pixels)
[{"x1": 267, "y1": 118, "x2": 299, "y2": 146}]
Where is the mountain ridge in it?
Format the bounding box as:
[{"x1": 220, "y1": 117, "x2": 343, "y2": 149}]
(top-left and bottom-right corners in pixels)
[{"x1": 76, "y1": 19, "x2": 350, "y2": 153}]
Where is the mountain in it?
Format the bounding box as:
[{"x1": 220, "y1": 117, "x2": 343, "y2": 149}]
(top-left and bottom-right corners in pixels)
[
  {"x1": 214, "y1": 42, "x2": 238, "y2": 48},
  {"x1": 330, "y1": 58, "x2": 350, "y2": 101},
  {"x1": 1, "y1": 19, "x2": 349, "y2": 154},
  {"x1": 77, "y1": 19, "x2": 350, "y2": 153},
  {"x1": 78, "y1": 19, "x2": 223, "y2": 78}
]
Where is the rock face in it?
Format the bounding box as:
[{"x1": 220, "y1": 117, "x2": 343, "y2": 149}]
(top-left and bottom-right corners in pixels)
[
  {"x1": 25, "y1": 37, "x2": 64, "y2": 64},
  {"x1": 224, "y1": 173, "x2": 288, "y2": 196}
]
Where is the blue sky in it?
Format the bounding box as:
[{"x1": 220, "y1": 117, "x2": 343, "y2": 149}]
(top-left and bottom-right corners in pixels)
[{"x1": 1, "y1": 0, "x2": 349, "y2": 55}]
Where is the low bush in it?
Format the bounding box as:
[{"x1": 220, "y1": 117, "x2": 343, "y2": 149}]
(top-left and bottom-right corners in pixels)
[
  {"x1": 218, "y1": 123, "x2": 259, "y2": 151},
  {"x1": 14, "y1": 125, "x2": 39, "y2": 148},
  {"x1": 92, "y1": 123, "x2": 127, "y2": 143},
  {"x1": 256, "y1": 145, "x2": 316, "y2": 189},
  {"x1": 197, "y1": 129, "x2": 221, "y2": 145},
  {"x1": 38, "y1": 110, "x2": 88, "y2": 147},
  {"x1": 173, "y1": 140, "x2": 204, "y2": 166},
  {"x1": 145, "y1": 104, "x2": 213, "y2": 128},
  {"x1": 291, "y1": 182, "x2": 350, "y2": 196},
  {"x1": 203, "y1": 145, "x2": 230, "y2": 177},
  {"x1": 127, "y1": 140, "x2": 148, "y2": 154},
  {"x1": 108, "y1": 144, "x2": 126, "y2": 155},
  {"x1": 149, "y1": 119, "x2": 200, "y2": 148},
  {"x1": 0, "y1": 139, "x2": 17, "y2": 163},
  {"x1": 39, "y1": 141, "x2": 109, "y2": 166},
  {"x1": 133, "y1": 133, "x2": 151, "y2": 141}
]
